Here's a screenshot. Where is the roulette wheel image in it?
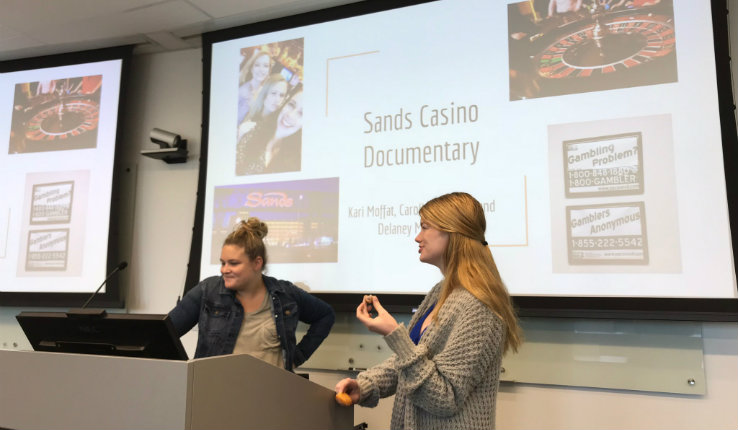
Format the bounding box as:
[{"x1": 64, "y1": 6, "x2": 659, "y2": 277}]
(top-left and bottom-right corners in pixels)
[
  {"x1": 509, "y1": 1, "x2": 677, "y2": 100},
  {"x1": 26, "y1": 98, "x2": 99, "y2": 140},
  {"x1": 8, "y1": 93, "x2": 101, "y2": 154},
  {"x1": 23, "y1": 96, "x2": 100, "y2": 151}
]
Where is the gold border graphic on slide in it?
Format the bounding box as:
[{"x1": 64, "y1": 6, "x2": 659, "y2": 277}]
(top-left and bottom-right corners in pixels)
[
  {"x1": 0, "y1": 208, "x2": 9, "y2": 258},
  {"x1": 492, "y1": 176, "x2": 529, "y2": 248},
  {"x1": 325, "y1": 50, "x2": 379, "y2": 116}
]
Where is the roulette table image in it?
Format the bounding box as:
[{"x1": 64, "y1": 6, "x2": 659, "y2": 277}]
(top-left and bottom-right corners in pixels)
[
  {"x1": 9, "y1": 92, "x2": 100, "y2": 154},
  {"x1": 508, "y1": 0, "x2": 677, "y2": 100}
]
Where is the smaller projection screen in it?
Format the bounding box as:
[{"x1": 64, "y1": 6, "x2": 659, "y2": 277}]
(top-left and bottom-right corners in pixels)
[
  {"x1": 191, "y1": 0, "x2": 738, "y2": 319},
  {"x1": 0, "y1": 46, "x2": 131, "y2": 307}
]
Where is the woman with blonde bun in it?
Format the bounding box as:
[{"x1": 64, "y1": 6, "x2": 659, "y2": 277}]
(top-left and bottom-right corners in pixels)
[
  {"x1": 169, "y1": 217, "x2": 334, "y2": 371},
  {"x1": 335, "y1": 192, "x2": 521, "y2": 429}
]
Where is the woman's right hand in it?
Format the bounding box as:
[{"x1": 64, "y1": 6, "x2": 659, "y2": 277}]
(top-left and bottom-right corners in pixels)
[
  {"x1": 335, "y1": 378, "x2": 360, "y2": 405},
  {"x1": 356, "y1": 295, "x2": 398, "y2": 336}
]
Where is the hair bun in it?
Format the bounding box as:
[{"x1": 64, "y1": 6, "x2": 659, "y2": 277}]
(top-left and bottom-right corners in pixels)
[{"x1": 244, "y1": 217, "x2": 268, "y2": 239}]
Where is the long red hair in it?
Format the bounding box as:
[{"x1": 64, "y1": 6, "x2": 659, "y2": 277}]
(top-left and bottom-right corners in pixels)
[{"x1": 420, "y1": 192, "x2": 522, "y2": 354}]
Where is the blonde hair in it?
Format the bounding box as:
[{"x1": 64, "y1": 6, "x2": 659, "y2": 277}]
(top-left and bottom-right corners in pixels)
[
  {"x1": 245, "y1": 73, "x2": 288, "y2": 122},
  {"x1": 420, "y1": 192, "x2": 522, "y2": 354},
  {"x1": 224, "y1": 217, "x2": 269, "y2": 268},
  {"x1": 239, "y1": 50, "x2": 272, "y2": 85}
]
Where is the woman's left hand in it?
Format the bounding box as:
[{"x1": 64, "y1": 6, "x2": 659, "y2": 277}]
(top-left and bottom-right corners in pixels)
[{"x1": 356, "y1": 295, "x2": 398, "y2": 336}]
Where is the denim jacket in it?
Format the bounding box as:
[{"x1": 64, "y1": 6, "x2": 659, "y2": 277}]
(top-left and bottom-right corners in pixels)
[{"x1": 168, "y1": 275, "x2": 335, "y2": 371}]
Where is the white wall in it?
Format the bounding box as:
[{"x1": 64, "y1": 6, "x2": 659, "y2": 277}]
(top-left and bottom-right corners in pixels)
[
  {"x1": 1, "y1": 13, "x2": 738, "y2": 429},
  {"x1": 119, "y1": 49, "x2": 202, "y2": 315}
]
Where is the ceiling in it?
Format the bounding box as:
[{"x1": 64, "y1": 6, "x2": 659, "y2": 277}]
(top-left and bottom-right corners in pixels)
[{"x1": 0, "y1": 0, "x2": 360, "y2": 61}]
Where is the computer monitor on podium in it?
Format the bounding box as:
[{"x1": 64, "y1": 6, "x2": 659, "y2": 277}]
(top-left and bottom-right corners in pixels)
[{"x1": 16, "y1": 311, "x2": 188, "y2": 360}]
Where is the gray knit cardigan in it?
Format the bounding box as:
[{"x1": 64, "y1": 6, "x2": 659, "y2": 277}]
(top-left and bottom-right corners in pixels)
[{"x1": 357, "y1": 282, "x2": 506, "y2": 430}]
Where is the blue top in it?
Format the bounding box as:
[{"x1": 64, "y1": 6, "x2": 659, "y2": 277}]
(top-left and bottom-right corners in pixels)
[
  {"x1": 168, "y1": 275, "x2": 335, "y2": 371},
  {"x1": 409, "y1": 303, "x2": 435, "y2": 345}
]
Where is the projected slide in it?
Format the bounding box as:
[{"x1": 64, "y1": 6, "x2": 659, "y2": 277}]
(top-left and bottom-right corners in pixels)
[
  {"x1": 0, "y1": 59, "x2": 121, "y2": 293},
  {"x1": 203, "y1": 0, "x2": 736, "y2": 299}
]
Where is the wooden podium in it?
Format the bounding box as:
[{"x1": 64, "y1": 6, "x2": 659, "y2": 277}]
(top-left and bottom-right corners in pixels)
[{"x1": 0, "y1": 350, "x2": 353, "y2": 430}]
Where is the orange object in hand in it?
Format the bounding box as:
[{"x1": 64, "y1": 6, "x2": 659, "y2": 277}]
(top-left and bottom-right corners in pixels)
[{"x1": 335, "y1": 392, "x2": 352, "y2": 406}]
